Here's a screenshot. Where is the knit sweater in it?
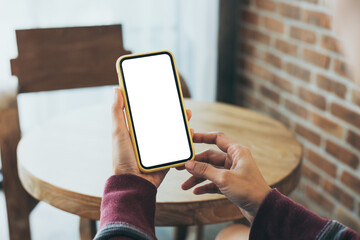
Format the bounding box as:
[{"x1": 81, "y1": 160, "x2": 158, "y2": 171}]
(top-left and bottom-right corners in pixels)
[{"x1": 94, "y1": 174, "x2": 359, "y2": 240}]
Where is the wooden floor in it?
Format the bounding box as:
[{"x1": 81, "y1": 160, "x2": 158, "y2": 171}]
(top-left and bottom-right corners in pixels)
[{"x1": 0, "y1": 189, "x2": 229, "y2": 240}]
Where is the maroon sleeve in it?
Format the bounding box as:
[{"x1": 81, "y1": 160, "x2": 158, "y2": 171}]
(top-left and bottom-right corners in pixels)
[
  {"x1": 94, "y1": 174, "x2": 157, "y2": 240},
  {"x1": 250, "y1": 189, "x2": 360, "y2": 240}
]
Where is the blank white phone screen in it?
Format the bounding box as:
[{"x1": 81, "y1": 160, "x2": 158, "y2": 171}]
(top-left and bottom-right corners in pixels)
[{"x1": 121, "y1": 53, "x2": 192, "y2": 169}]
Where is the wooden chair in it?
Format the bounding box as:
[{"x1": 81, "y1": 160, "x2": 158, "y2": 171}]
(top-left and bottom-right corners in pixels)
[{"x1": 0, "y1": 24, "x2": 191, "y2": 240}]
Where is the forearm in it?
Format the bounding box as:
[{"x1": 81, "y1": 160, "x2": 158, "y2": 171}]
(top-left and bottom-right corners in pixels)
[
  {"x1": 94, "y1": 174, "x2": 157, "y2": 240},
  {"x1": 250, "y1": 189, "x2": 359, "y2": 240}
]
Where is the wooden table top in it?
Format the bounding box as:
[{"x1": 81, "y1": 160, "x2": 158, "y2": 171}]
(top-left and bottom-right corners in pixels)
[{"x1": 17, "y1": 99, "x2": 302, "y2": 226}]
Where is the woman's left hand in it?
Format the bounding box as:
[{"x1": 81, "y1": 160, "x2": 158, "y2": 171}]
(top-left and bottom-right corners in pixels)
[{"x1": 112, "y1": 87, "x2": 192, "y2": 188}]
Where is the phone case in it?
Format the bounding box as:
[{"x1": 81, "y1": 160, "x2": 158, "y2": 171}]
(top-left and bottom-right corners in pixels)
[{"x1": 115, "y1": 50, "x2": 195, "y2": 172}]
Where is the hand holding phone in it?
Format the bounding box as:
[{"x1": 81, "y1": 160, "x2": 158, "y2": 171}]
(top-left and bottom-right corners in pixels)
[
  {"x1": 116, "y1": 51, "x2": 195, "y2": 172},
  {"x1": 112, "y1": 87, "x2": 192, "y2": 187}
]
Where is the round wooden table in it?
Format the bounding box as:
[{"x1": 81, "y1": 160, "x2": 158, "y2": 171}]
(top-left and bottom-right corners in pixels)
[{"x1": 17, "y1": 99, "x2": 302, "y2": 227}]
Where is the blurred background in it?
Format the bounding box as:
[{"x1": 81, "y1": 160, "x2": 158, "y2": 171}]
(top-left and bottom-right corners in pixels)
[
  {"x1": 0, "y1": 0, "x2": 218, "y2": 133},
  {"x1": 0, "y1": 0, "x2": 220, "y2": 239},
  {"x1": 1, "y1": 0, "x2": 360, "y2": 239}
]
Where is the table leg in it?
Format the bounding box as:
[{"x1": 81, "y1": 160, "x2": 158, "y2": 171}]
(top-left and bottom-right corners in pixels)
[
  {"x1": 174, "y1": 226, "x2": 188, "y2": 240},
  {"x1": 79, "y1": 217, "x2": 97, "y2": 240}
]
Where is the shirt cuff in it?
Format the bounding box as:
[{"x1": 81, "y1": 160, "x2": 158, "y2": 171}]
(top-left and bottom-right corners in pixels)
[
  {"x1": 250, "y1": 188, "x2": 328, "y2": 240},
  {"x1": 95, "y1": 174, "x2": 157, "y2": 240}
]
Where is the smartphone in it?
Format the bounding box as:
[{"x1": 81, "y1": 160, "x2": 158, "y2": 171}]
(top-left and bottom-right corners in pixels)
[{"x1": 116, "y1": 51, "x2": 195, "y2": 172}]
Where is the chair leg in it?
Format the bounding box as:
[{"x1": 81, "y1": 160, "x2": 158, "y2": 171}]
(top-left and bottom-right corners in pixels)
[
  {"x1": 233, "y1": 218, "x2": 250, "y2": 226},
  {"x1": 174, "y1": 226, "x2": 188, "y2": 240},
  {"x1": 0, "y1": 169, "x2": 3, "y2": 189},
  {"x1": 79, "y1": 217, "x2": 97, "y2": 240},
  {"x1": 0, "y1": 105, "x2": 38, "y2": 240},
  {"x1": 196, "y1": 225, "x2": 204, "y2": 240}
]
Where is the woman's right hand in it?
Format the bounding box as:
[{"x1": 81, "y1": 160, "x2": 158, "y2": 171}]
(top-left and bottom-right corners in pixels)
[{"x1": 180, "y1": 132, "x2": 271, "y2": 224}]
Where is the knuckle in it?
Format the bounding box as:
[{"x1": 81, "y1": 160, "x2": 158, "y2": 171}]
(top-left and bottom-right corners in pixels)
[
  {"x1": 218, "y1": 171, "x2": 231, "y2": 186},
  {"x1": 229, "y1": 144, "x2": 250, "y2": 155},
  {"x1": 207, "y1": 149, "x2": 216, "y2": 155},
  {"x1": 194, "y1": 162, "x2": 208, "y2": 176},
  {"x1": 112, "y1": 103, "x2": 119, "y2": 114},
  {"x1": 204, "y1": 149, "x2": 214, "y2": 161},
  {"x1": 217, "y1": 131, "x2": 225, "y2": 137},
  {"x1": 112, "y1": 126, "x2": 127, "y2": 139},
  {"x1": 228, "y1": 144, "x2": 240, "y2": 153},
  {"x1": 243, "y1": 147, "x2": 251, "y2": 155}
]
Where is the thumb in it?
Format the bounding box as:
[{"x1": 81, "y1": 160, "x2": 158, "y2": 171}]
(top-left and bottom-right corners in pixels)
[
  {"x1": 112, "y1": 88, "x2": 128, "y2": 137},
  {"x1": 185, "y1": 161, "x2": 222, "y2": 185}
]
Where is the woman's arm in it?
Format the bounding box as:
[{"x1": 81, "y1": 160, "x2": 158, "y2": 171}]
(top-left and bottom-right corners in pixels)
[
  {"x1": 95, "y1": 88, "x2": 192, "y2": 239},
  {"x1": 250, "y1": 189, "x2": 359, "y2": 240},
  {"x1": 94, "y1": 174, "x2": 157, "y2": 240},
  {"x1": 182, "y1": 132, "x2": 360, "y2": 240}
]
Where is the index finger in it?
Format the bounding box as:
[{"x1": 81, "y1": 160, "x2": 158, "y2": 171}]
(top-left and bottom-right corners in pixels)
[{"x1": 192, "y1": 132, "x2": 235, "y2": 152}]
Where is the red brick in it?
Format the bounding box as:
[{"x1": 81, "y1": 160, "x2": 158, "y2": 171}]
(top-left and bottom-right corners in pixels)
[
  {"x1": 295, "y1": 124, "x2": 321, "y2": 146},
  {"x1": 352, "y1": 90, "x2": 360, "y2": 107},
  {"x1": 341, "y1": 171, "x2": 360, "y2": 195},
  {"x1": 286, "y1": 63, "x2": 311, "y2": 82},
  {"x1": 270, "y1": 74, "x2": 293, "y2": 92},
  {"x1": 242, "y1": 92, "x2": 265, "y2": 110},
  {"x1": 298, "y1": 87, "x2": 326, "y2": 110},
  {"x1": 347, "y1": 130, "x2": 360, "y2": 151},
  {"x1": 264, "y1": 52, "x2": 282, "y2": 69},
  {"x1": 306, "y1": 149, "x2": 337, "y2": 177},
  {"x1": 237, "y1": 57, "x2": 245, "y2": 69},
  {"x1": 268, "y1": 107, "x2": 290, "y2": 127},
  {"x1": 239, "y1": 27, "x2": 271, "y2": 45},
  {"x1": 322, "y1": 180, "x2": 354, "y2": 210},
  {"x1": 238, "y1": 42, "x2": 258, "y2": 58},
  {"x1": 276, "y1": 39, "x2": 298, "y2": 56},
  {"x1": 334, "y1": 59, "x2": 353, "y2": 79},
  {"x1": 326, "y1": 140, "x2": 359, "y2": 169},
  {"x1": 238, "y1": 74, "x2": 254, "y2": 90},
  {"x1": 278, "y1": 3, "x2": 301, "y2": 20},
  {"x1": 240, "y1": 9, "x2": 259, "y2": 25},
  {"x1": 321, "y1": 35, "x2": 341, "y2": 53},
  {"x1": 303, "y1": 10, "x2": 332, "y2": 29},
  {"x1": 331, "y1": 102, "x2": 360, "y2": 128},
  {"x1": 263, "y1": 16, "x2": 284, "y2": 33},
  {"x1": 255, "y1": 0, "x2": 276, "y2": 12},
  {"x1": 244, "y1": 60, "x2": 271, "y2": 79},
  {"x1": 303, "y1": 49, "x2": 331, "y2": 69},
  {"x1": 311, "y1": 112, "x2": 343, "y2": 138},
  {"x1": 305, "y1": 185, "x2": 334, "y2": 212},
  {"x1": 285, "y1": 99, "x2": 308, "y2": 119},
  {"x1": 302, "y1": 163, "x2": 321, "y2": 184},
  {"x1": 260, "y1": 85, "x2": 280, "y2": 103},
  {"x1": 316, "y1": 74, "x2": 347, "y2": 99},
  {"x1": 290, "y1": 26, "x2": 316, "y2": 44}
]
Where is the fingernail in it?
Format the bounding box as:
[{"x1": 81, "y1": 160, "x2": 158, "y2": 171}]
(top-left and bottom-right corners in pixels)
[{"x1": 185, "y1": 161, "x2": 195, "y2": 170}]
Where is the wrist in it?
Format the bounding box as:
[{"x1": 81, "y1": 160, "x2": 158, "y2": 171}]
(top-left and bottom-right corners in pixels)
[{"x1": 241, "y1": 185, "x2": 272, "y2": 224}]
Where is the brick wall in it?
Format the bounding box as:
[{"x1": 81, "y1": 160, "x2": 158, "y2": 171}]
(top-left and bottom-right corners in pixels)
[{"x1": 235, "y1": 0, "x2": 360, "y2": 231}]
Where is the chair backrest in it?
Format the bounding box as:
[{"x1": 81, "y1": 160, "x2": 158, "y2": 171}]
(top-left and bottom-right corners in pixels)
[
  {"x1": 11, "y1": 25, "x2": 131, "y2": 93},
  {"x1": 10, "y1": 24, "x2": 191, "y2": 97}
]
